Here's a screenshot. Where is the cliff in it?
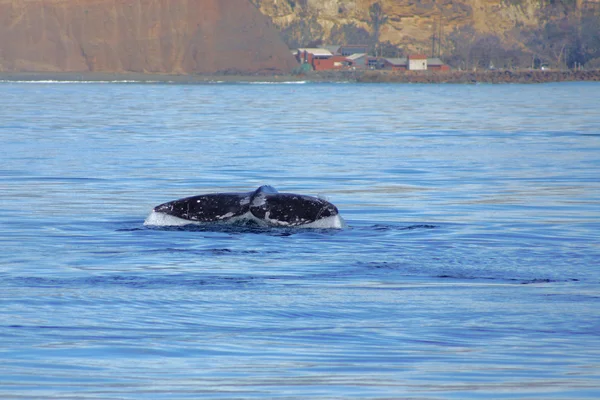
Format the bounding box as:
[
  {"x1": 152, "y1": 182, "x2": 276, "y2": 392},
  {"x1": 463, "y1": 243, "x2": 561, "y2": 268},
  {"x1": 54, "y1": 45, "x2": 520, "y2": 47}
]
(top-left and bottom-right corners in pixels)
[
  {"x1": 0, "y1": 0, "x2": 297, "y2": 74},
  {"x1": 251, "y1": 0, "x2": 542, "y2": 51}
]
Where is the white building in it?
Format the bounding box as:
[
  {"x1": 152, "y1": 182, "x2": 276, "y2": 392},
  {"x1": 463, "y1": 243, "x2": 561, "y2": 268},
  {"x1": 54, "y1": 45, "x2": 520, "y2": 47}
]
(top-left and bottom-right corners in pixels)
[{"x1": 408, "y1": 54, "x2": 428, "y2": 70}]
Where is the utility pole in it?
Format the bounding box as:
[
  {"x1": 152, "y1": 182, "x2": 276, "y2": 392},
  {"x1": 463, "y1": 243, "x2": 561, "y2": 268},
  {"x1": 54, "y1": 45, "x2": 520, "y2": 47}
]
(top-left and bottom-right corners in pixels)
[
  {"x1": 431, "y1": 20, "x2": 437, "y2": 58},
  {"x1": 438, "y1": 15, "x2": 443, "y2": 58},
  {"x1": 431, "y1": 14, "x2": 443, "y2": 59}
]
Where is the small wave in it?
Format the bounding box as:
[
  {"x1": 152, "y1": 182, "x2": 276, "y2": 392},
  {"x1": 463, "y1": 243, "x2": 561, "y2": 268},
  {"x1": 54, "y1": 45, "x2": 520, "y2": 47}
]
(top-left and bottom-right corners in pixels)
[
  {"x1": 436, "y1": 274, "x2": 579, "y2": 285},
  {"x1": 370, "y1": 224, "x2": 438, "y2": 231},
  {"x1": 401, "y1": 224, "x2": 438, "y2": 230},
  {"x1": 147, "y1": 248, "x2": 266, "y2": 256},
  {"x1": 10, "y1": 274, "x2": 264, "y2": 289},
  {"x1": 357, "y1": 262, "x2": 578, "y2": 285},
  {"x1": 245, "y1": 81, "x2": 307, "y2": 85}
]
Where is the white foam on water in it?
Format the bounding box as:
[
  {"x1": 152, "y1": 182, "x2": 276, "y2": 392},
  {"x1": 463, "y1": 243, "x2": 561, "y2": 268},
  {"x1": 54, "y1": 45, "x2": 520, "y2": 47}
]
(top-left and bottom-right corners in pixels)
[
  {"x1": 144, "y1": 211, "x2": 198, "y2": 226},
  {"x1": 299, "y1": 215, "x2": 347, "y2": 229},
  {"x1": 144, "y1": 210, "x2": 268, "y2": 228},
  {"x1": 0, "y1": 80, "x2": 160, "y2": 84},
  {"x1": 246, "y1": 81, "x2": 307, "y2": 85},
  {"x1": 144, "y1": 211, "x2": 346, "y2": 229}
]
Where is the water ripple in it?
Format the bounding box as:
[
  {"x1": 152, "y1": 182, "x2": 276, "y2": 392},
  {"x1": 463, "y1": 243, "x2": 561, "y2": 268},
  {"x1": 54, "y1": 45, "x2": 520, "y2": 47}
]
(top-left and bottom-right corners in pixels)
[{"x1": 1, "y1": 81, "x2": 599, "y2": 399}]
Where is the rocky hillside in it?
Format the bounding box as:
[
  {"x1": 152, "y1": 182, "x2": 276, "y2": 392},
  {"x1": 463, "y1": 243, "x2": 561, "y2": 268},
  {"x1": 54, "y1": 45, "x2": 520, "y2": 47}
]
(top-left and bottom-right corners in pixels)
[
  {"x1": 251, "y1": 0, "x2": 542, "y2": 51},
  {"x1": 0, "y1": 0, "x2": 297, "y2": 74}
]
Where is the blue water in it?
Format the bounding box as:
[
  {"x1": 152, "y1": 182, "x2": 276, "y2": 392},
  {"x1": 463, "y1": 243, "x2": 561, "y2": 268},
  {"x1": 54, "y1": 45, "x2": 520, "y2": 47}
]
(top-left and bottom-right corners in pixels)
[{"x1": 1, "y1": 81, "x2": 599, "y2": 399}]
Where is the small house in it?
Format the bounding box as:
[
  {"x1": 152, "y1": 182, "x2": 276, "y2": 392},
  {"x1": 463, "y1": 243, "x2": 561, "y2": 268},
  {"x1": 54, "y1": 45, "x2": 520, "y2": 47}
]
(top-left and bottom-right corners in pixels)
[
  {"x1": 382, "y1": 57, "x2": 408, "y2": 71},
  {"x1": 408, "y1": 54, "x2": 428, "y2": 70}
]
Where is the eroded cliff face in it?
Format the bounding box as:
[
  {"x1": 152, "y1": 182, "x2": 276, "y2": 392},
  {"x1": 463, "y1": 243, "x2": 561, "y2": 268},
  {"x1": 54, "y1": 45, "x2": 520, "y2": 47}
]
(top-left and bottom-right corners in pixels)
[
  {"x1": 0, "y1": 0, "x2": 297, "y2": 74},
  {"x1": 251, "y1": 0, "x2": 541, "y2": 51}
]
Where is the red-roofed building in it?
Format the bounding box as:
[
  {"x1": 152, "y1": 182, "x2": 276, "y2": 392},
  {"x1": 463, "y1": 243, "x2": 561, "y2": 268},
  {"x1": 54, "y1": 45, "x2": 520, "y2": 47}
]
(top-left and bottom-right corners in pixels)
[
  {"x1": 296, "y1": 48, "x2": 354, "y2": 71},
  {"x1": 408, "y1": 54, "x2": 428, "y2": 70},
  {"x1": 294, "y1": 48, "x2": 449, "y2": 72}
]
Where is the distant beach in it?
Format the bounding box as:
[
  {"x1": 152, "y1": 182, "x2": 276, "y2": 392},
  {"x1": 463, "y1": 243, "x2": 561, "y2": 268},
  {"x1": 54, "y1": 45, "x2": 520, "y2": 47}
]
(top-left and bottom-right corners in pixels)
[{"x1": 0, "y1": 71, "x2": 308, "y2": 84}]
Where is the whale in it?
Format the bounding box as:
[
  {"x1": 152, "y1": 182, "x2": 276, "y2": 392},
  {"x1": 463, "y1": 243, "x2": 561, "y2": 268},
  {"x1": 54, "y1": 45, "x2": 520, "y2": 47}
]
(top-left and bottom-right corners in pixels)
[{"x1": 144, "y1": 185, "x2": 345, "y2": 229}]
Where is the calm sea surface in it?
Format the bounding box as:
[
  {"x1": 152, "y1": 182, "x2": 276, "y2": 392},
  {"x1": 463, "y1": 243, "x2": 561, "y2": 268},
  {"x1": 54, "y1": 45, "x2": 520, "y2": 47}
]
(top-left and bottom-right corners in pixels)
[{"x1": 1, "y1": 81, "x2": 599, "y2": 399}]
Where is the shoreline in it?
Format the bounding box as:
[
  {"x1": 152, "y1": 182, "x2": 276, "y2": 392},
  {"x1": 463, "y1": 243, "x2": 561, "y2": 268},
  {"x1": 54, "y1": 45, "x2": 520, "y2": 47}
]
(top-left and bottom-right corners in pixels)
[
  {"x1": 1, "y1": 70, "x2": 599, "y2": 84},
  {"x1": 0, "y1": 71, "x2": 309, "y2": 83}
]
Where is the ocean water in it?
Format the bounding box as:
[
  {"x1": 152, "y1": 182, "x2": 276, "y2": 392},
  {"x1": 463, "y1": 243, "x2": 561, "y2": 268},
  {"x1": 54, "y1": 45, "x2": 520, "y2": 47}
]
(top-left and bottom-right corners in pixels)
[{"x1": 1, "y1": 81, "x2": 599, "y2": 399}]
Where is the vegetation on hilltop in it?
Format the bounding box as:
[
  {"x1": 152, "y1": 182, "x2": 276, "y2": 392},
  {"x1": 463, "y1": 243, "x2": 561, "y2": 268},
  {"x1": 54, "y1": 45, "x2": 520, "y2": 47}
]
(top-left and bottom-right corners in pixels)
[
  {"x1": 252, "y1": 0, "x2": 600, "y2": 70},
  {"x1": 445, "y1": 3, "x2": 600, "y2": 70}
]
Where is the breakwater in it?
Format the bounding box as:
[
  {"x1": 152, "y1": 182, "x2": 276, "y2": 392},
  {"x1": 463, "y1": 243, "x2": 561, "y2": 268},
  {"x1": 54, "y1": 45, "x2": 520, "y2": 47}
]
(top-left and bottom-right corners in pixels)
[{"x1": 355, "y1": 69, "x2": 600, "y2": 84}]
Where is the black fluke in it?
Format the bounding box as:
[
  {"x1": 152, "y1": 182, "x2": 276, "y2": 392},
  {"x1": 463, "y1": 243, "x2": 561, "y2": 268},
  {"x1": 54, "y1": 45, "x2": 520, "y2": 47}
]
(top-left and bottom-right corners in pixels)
[{"x1": 152, "y1": 185, "x2": 340, "y2": 227}]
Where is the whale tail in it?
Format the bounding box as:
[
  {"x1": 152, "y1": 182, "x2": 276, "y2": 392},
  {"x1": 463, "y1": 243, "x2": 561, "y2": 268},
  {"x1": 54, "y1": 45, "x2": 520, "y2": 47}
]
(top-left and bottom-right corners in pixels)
[{"x1": 149, "y1": 185, "x2": 342, "y2": 228}]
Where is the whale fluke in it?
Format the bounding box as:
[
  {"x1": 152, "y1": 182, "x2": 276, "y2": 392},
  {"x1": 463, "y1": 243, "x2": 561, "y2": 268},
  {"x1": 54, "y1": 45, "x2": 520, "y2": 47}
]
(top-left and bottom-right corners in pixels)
[{"x1": 146, "y1": 186, "x2": 344, "y2": 228}]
